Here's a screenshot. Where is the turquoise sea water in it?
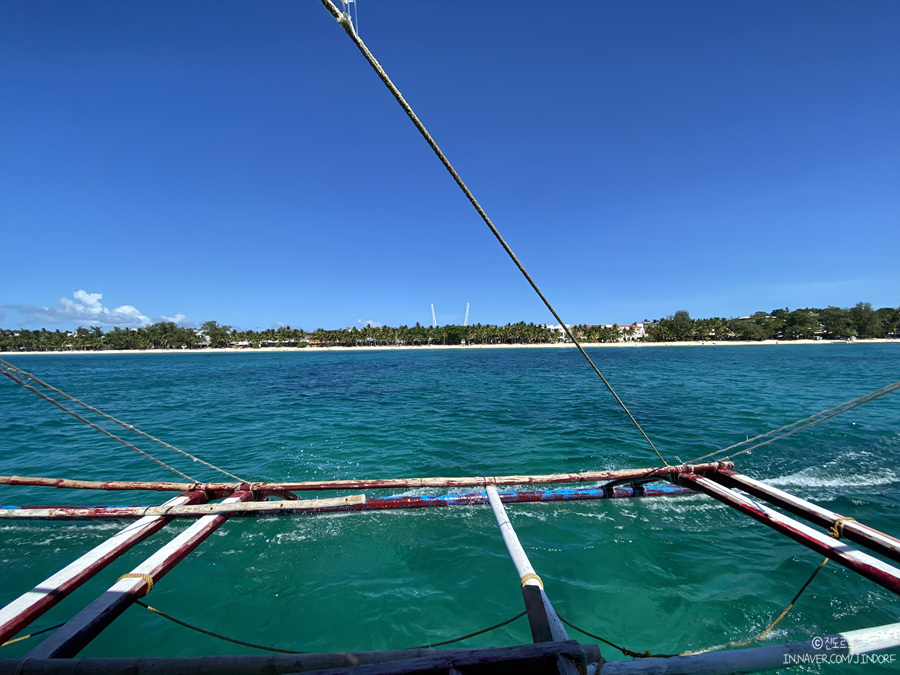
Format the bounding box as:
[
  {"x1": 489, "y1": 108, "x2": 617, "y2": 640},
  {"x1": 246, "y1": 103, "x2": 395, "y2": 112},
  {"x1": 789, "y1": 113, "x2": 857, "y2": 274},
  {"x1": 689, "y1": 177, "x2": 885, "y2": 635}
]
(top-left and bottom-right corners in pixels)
[{"x1": 1, "y1": 344, "x2": 898, "y2": 671}]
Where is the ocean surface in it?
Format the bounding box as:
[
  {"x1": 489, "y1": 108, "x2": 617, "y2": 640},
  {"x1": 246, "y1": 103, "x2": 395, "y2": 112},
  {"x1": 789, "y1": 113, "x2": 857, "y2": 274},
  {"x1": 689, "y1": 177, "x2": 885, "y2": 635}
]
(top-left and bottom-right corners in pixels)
[{"x1": 1, "y1": 344, "x2": 898, "y2": 671}]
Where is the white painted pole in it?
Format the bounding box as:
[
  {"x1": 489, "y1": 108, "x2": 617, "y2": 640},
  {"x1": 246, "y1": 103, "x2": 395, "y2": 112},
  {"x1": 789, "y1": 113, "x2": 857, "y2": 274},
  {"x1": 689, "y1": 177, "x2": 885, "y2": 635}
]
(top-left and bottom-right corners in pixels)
[
  {"x1": 485, "y1": 485, "x2": 569, "y2": 642},
  {"x1": 0, "y1": 492, "x2": 197, "y2": 643},
  {"x1": 680, "y1": 474, "x2": 900, "y2": 594},
  {"x1": 0, "y1": 494, "x2": 364, "y2": 519},
  {"x1": 28, "y1": 492, "x2": 252, "y2": 658},
  {"x1": 600, "y1": 621, "x2": 900, "y2": 674},
  {"x1": 711, "y1": 471, "x2": 900, "y2": 562}
]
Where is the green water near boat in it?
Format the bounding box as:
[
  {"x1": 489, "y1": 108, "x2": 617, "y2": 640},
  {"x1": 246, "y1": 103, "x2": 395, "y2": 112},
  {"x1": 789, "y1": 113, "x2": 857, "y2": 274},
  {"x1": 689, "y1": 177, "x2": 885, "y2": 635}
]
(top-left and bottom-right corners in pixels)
[{"x1": 1, "y1": 344, "x2": 898, "y2": 671}]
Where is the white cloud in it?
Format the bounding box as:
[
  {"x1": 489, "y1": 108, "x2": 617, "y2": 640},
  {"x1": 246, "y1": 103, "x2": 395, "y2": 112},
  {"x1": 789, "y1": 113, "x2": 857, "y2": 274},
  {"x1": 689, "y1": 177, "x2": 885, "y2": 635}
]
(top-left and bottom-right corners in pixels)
[
  {"x1": 357, "y1": 318, "x2": 383, "y2": 328},
  {"x1": 8, "y1": 290, "x2": 151, "y2": 328},
  {"x1": 156, "y1": 313, "x2": 195, "y2": 327}
]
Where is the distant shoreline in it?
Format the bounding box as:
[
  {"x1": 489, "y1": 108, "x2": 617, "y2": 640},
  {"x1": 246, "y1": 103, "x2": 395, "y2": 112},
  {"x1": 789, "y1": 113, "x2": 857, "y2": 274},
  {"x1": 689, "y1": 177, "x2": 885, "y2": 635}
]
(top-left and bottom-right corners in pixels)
[{"x1": 4, "y1": 338, "x2": 897, "y2": 356}]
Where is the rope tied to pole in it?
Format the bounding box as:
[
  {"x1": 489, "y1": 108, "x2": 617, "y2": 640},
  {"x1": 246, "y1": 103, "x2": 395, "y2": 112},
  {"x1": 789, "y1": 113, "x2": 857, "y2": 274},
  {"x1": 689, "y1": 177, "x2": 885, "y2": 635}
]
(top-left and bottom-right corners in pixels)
[
  {"x1": 557, "y1": 614, "x2": 677, "y2": 659},
  {"x1": 131, "y1": 599, "x2": 526, "y2": 653},
  {"x1": 133, "y1": 601, "x2": 307, "y2": 654},
  {"x1": 560, "y1": 555, "x2": 831, "y2": 658},
  {"x1": 117, "y1": 573, "x2": 155, "y2": 596},
  {"x1": 830, "y1": 516, "x2": 856, "y2": 539},
  {"x1": 682, "y1": 556, "x2": 831, "y2": 655},
  {"x1": 408, "y1": 611, "x2": 528, "y2": 650},
  {"x1": 519, "y1": 572, "x2": 543, "y2": 589}
]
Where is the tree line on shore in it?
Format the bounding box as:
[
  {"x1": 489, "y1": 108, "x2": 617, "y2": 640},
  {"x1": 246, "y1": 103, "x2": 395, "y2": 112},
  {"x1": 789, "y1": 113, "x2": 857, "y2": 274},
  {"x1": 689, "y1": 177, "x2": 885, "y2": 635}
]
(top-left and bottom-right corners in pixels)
[
  {"x1": 1, "y1": 303, "x2": 897, "y2": 352},
  {"x1": 645, "y1": 303, "x2": 898, "y2": 342}
]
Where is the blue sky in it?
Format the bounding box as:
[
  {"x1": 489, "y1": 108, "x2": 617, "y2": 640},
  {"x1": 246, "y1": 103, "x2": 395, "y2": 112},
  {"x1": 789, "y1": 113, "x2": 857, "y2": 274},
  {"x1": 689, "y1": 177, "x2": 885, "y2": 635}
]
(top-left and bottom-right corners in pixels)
[{"x1": 2, "y1": 1, "x2": 897, "y2": 332}]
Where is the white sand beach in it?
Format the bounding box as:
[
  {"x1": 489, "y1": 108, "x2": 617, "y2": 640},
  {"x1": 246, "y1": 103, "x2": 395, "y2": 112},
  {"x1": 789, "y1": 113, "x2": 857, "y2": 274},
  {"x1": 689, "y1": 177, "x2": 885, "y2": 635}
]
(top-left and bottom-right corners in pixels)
[{"x1": 5, "y1": 338, "x2": 897, "y2": 356}]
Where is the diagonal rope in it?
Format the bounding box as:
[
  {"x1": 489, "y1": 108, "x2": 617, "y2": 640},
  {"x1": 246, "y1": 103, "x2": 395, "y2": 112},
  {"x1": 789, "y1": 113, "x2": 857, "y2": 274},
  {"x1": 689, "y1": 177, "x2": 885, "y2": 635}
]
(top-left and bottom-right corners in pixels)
[
  {"x1": 319, "y1": 0, "x2": 668, "y2": 466},
  {"x1": 0, "y1": 358, "x2": 248, "y2": 482},
  {"x1": 0, "y1": 366, "x2": 199, "y2": 482},
  {"x1": 679, "y1": 557, "x2": 830, "y2": 655},
  {"x1": 1, "y1": 623, "x2": 65, "y2": 648},
  {"x1": 690, "y1": 380, "x2": 900, "y2": 464},
  {"x1": 560, "y1": 556, "x2": 830, "y2": 659},
  {"x1": 557, "y1": 613, "x2": 677, "y2": 659}
]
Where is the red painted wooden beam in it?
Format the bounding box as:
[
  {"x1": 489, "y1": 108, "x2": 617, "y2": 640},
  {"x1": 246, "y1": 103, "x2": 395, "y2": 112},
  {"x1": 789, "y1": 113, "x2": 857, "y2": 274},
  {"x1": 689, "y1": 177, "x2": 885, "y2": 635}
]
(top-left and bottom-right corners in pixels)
[
  {"x1": 27, "y1": 491, "x2": 253, "y2": 658},
  {"x1": 708, "y1": 469, "x2": 900, "y2": 565},
  {"x1": 676, "y1": 474, "x2": 900, "y2": 595},
  {"x1": 0, "y1": 491, "x2": 206, "y2": 644}
]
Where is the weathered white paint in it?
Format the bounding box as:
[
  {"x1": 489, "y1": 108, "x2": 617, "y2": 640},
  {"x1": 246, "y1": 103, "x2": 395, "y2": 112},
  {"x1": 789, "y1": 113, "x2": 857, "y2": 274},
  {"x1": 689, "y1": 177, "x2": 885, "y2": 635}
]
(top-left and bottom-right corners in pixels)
[
  {"x1": 688, "y1": 475, "x2": 900, "y2": 590},
  {"x1": 717, "y1": 472, "x2": 900, "y2": 559},
  {"x1": 485, "y1": 485, "x2": 569, "y2": 642},
  {"x1": 0, "y1": 492, "x2": 192, "y2": 643},
  {"x1": 0, "y1": 494, "x2": 365, "y2": 519},
  {"x1": 842, "y1": 621, "x2": 900, "y2": 654},
  {"x1": 28, "y1": 493, "x2": 251, "y2": 658}
]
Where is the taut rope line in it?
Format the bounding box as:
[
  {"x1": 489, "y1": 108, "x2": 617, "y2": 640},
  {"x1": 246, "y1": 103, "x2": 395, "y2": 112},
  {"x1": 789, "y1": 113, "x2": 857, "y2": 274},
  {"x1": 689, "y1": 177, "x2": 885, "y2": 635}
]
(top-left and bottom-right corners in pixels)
[
  {"x1": 319, "y1": 0, "x2": 667, "y2": 466},
  {"x1": 690, "y1": 379, "x2": 900, "y2": 464},
  {"x1": 0, "y1": 365, "x2": 198, "y2": 482},
  {"x1": 0, "y1": 358, "x2": 248, "y2": 483}
]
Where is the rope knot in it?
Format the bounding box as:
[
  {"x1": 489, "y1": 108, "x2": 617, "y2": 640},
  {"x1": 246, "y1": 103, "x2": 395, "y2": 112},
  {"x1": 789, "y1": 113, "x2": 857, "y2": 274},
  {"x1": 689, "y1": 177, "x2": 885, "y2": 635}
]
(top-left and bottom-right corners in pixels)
[
  {"x1": 337, "y1": 12, "x2": 353, "y2": 30},
  {"x1": 117, "y1": 573, "x2": 154, "y2": 596},
  {"x1": 829, "y1": 516, "x2": 855, "y2": 539}
]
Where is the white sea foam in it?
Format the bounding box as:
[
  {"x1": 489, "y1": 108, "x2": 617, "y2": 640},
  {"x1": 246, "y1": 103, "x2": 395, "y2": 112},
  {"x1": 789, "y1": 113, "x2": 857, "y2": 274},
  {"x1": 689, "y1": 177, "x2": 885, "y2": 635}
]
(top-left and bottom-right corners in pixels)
[{"x1": 766, "y1": 468, "x2": 899, "y2": 489}]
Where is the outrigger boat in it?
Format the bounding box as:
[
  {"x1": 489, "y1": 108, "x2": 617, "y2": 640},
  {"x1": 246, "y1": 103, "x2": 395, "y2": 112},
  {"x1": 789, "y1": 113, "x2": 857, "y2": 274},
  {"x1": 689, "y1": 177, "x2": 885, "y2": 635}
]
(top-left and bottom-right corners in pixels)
[
  {"x1": 1, "y1": 364, "x2": 899, "y2": 675},
  {"x1": 2, "y1": 2, "x2": 899, "y2": 673}
]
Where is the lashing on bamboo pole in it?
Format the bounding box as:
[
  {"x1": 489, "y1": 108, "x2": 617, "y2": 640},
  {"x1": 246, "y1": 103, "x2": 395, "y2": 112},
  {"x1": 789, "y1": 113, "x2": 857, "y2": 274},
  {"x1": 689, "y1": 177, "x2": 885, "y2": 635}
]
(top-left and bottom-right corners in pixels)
[
  {"x1": 0, "y1": 491, "x2": 207, "y2": 644},
  {"x1": 675, "y1": 473, "x2": 900, "y2": 596},
  {"x1": 28, "y1": 491, "x2": 255, "y2": 659},
  {"x1": 485, "y1": 485, "x2": 569, "y2": 643}
]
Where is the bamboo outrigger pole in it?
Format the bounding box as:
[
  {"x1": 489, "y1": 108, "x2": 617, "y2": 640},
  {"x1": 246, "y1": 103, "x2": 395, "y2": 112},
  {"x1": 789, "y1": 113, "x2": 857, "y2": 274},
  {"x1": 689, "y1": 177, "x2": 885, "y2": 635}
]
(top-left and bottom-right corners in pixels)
[
  {"x1": 485, "y1": 485, "x2": 571, "y2": 646},
  {"x1": 0, "y1": 484, "x2": 694, "y2": 521},
  {"x1": 28, "y1": 492, "x2": 254, "y2": 658},
  {"x1": 676, "y1": 474, "x2": 900, "y2": 595},
  {"x1": 0, "y1": 491, "x2": 206, "y2": 644},
  {"x1": 0, "y1": 462, "x2": 731, "y2": 493},
  {"x1": 0, "y1": 494, "x2": 364, "y2": 520},
  {"x1": 0, "y1": 641, "x2": 602, "y2": 674},
  {"x1": 708, "y1": 469, "x2": 900, "y2": 564}
]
